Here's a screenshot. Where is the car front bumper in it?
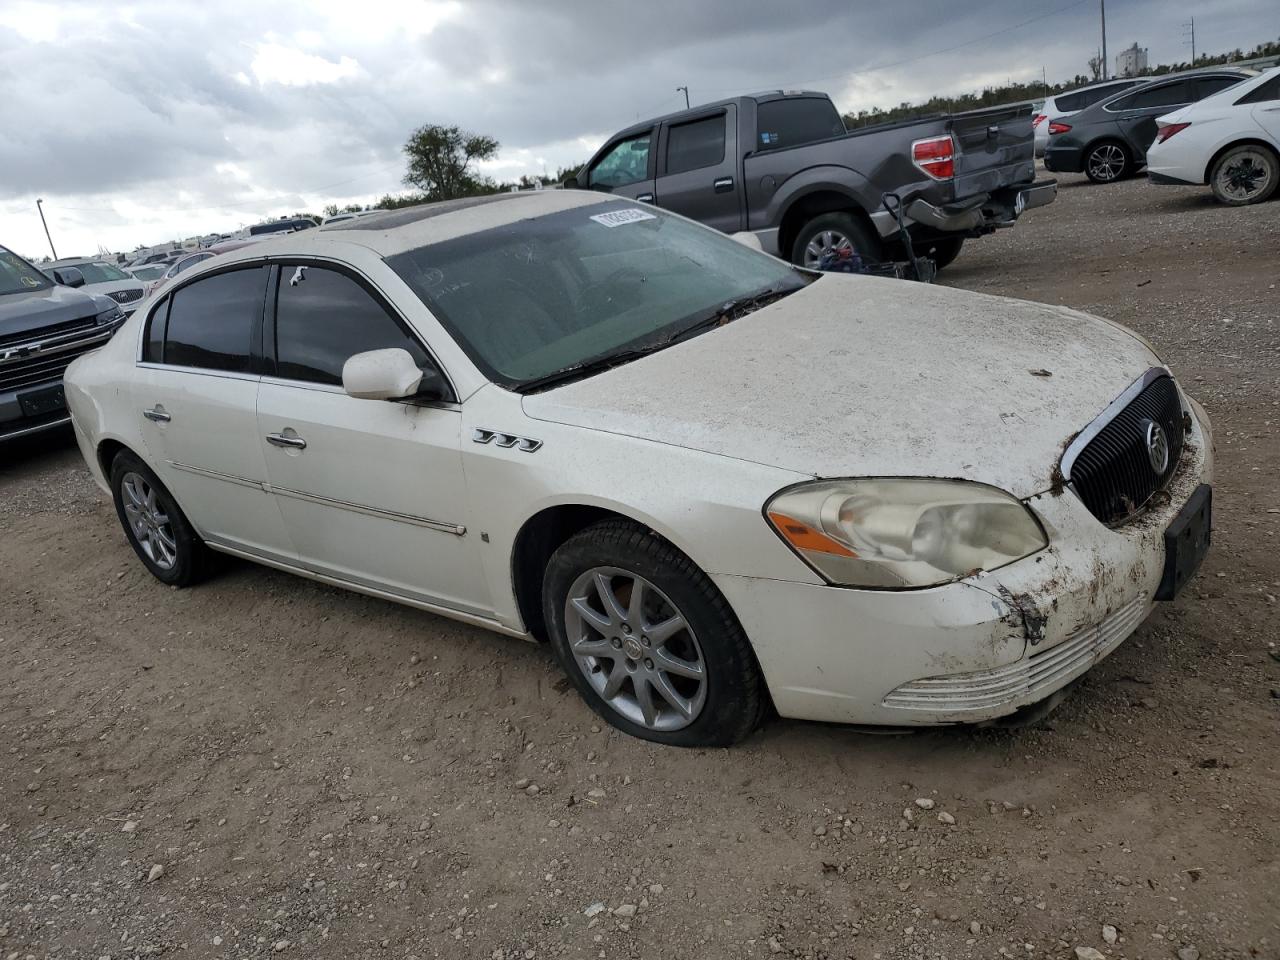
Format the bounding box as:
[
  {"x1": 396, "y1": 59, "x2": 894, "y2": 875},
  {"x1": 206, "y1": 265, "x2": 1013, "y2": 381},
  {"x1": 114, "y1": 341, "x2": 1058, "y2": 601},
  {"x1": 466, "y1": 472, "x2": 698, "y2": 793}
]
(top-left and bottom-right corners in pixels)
[{"x1": 713, "y1": 398, "x2": 1213, "y2": 727}]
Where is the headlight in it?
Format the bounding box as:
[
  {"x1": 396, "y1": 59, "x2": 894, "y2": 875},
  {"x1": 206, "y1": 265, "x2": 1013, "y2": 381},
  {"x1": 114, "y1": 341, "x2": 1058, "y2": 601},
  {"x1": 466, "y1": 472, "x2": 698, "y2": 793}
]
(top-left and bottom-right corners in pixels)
[
  {"x1": 95, "y1": 304, "x2": 125, "y2": 326},
  {"x1": 765, "y1": 479, "x2": 1048, "y2": 589}
]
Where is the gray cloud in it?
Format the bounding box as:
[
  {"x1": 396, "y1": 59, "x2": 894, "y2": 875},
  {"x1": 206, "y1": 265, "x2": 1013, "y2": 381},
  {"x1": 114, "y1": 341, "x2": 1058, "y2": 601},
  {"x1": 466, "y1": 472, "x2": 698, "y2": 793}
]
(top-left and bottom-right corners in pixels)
[{"x1": 0, "y1": 0, "x2": 1273, "y2": 256}]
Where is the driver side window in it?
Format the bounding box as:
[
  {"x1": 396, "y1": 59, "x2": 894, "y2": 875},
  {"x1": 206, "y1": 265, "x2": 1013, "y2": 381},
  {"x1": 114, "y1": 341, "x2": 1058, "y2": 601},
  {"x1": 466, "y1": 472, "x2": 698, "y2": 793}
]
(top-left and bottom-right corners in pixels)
[
  {"x1": 587, "y1": 132, "x2": 652, "y2": 190},
  {"x1": 272, "y1": 264, "x2": 432, "y2": 386}
]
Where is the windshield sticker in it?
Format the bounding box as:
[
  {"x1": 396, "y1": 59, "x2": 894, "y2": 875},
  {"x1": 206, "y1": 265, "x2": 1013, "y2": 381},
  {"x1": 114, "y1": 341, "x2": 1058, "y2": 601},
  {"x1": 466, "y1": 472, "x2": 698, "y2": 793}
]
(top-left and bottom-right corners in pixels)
[
  {"x1": 589, "y1": 208, "x2": 657, "y2": 228},
  {"x1": 21, "y1": 275, "x2": 39, "y2": 287}
]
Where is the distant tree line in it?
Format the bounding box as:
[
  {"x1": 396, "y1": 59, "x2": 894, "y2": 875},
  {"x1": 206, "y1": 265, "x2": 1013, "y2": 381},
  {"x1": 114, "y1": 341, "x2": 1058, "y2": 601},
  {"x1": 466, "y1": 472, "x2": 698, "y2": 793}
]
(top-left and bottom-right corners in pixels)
[{"x1": 842, "y1": 35, "x2": 1280, "y2": 128}]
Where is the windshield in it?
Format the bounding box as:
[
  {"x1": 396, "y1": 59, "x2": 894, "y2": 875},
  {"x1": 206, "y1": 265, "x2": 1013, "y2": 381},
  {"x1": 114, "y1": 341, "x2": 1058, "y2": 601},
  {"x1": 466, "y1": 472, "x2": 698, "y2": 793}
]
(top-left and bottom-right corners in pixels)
[
  {"x1": 70, "y1": 261, "x2": 130, "y2": 284},
  {"x1": 0, "y1": 246, "x2": 54, "y2": 296},
  {"x1": 129, "y1": 265, "x2": 168, "y2": 280},
  {"x1": 386, "y1": 200, "x2": 804, "y2": 388}
]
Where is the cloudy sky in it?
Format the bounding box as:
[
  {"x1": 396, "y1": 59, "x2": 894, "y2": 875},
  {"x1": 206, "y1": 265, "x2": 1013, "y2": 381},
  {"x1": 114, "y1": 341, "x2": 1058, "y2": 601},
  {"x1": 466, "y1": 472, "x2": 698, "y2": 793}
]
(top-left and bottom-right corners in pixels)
[{"x1": 0, "y1": 0, "x2": 1273, "y2": 259}]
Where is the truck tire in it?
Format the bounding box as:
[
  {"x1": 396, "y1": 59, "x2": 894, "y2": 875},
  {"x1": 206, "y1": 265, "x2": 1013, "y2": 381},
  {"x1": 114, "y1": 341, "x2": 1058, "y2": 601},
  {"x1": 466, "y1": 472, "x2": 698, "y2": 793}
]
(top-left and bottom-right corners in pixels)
[
  {"x1": 924, "y1": 237, "x2": 964, "y2": 271},
  {"x1": 790, "y1": 212, "x2": 882, "y2": 269}
]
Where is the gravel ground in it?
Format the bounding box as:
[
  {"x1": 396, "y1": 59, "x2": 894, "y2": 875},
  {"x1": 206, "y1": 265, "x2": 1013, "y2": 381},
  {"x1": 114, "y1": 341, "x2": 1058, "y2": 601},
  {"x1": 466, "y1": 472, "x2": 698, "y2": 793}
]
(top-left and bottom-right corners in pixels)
[{"x1": 1, "y1": 171, "x2": 1278, "y2": 960}]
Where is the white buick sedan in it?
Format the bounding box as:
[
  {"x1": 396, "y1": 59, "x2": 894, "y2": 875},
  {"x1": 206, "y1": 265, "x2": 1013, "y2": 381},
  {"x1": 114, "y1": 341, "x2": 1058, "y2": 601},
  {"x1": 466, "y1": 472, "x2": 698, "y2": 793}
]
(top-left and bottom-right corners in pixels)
[{"x1": 64, "y1": 191, "x2": 1213, "y2": 746}]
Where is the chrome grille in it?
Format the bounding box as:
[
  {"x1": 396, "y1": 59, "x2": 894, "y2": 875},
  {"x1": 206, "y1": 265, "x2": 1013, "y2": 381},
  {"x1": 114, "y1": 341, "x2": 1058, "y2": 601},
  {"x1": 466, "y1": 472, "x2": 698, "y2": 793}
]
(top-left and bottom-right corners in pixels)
[
  {"x1": 0, "y1": 325, "x2": 117, "y2": 394},
  {"x1": 108, "y1": 288, "x2": 144, "y2": 304},
  {"x1": 1064, "y1": 372, "x2": 1185, "y2": 526}
]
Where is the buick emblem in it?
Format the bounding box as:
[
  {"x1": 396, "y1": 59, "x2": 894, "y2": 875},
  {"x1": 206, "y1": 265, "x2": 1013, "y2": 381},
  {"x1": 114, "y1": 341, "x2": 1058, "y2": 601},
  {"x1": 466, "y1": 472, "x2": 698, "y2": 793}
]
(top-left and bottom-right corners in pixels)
[{"x1": 1143, "y1": 419, "x2": 1170, "y2": 475}]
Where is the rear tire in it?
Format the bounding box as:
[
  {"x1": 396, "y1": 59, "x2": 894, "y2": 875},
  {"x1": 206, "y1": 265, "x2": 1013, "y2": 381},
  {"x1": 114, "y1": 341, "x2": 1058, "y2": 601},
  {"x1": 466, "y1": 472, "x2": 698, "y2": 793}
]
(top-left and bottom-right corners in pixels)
[
  {"x1": 110, "y1": 450, "x2": 208, "y2": 586},
  {"x1": 1209, "y1": 143, "x2": 1279, "y2": 206},
  {"x1": 923, "y1": 237, "x2": 964, "y2": 271},
  {"x1": 1084, "y1": 140, "x2": 1132, "y2": 184},
  {"x1": 790, "y1": 212, "x2": 882, "y2": 269},
  {"x1": 543, "y1": 519, "x2": 765, "y2": 747}
]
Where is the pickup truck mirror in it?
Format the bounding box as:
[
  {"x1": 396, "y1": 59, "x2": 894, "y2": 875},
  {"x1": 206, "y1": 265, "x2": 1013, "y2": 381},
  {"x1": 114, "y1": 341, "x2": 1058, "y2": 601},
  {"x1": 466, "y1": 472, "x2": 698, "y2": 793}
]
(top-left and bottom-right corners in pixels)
[
  {"x1": 52, "y1": 266, "x2": 86, "y2": 288},
  {"x1": 563, "y1": 175, "x2": 579, "y2": 189}
]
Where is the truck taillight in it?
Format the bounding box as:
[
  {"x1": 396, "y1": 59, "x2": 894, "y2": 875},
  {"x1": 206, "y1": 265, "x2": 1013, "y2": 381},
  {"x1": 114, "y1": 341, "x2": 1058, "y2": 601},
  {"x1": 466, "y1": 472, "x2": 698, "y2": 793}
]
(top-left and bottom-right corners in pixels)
[
  {"x1": 1156, "y1": 122, "x2": 1191, "y2": 143},
  {"x1": 912, "y1": 135, "x2": 955, "y2": 180},
  {"x1": 1032, "y1": 113, "x2": 1047, "y2": 128},
  {"x1": 1048, "y1": 121, "x2": 1072, "y2": 135}
]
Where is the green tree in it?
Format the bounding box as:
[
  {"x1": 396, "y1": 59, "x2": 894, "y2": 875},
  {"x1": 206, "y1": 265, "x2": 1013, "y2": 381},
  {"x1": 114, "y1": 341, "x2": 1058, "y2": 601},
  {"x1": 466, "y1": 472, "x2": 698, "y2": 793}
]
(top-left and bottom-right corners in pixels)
[{"x1": 403, "y1": 124, "x2": 500, "y2": 201}]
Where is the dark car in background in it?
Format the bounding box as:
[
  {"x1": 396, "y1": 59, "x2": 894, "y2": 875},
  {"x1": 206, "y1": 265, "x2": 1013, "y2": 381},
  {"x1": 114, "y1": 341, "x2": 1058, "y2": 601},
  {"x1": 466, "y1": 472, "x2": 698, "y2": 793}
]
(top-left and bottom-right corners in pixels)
[
  {"x1": 248, "y1": 216, "x2": 320, "y2": 236},
  {"x1": 1044, "y1": 69, "x2": 1254, "y2": 183},
  {"x1": 1, "y1": 245, "x2": 126, "y2": 441}
]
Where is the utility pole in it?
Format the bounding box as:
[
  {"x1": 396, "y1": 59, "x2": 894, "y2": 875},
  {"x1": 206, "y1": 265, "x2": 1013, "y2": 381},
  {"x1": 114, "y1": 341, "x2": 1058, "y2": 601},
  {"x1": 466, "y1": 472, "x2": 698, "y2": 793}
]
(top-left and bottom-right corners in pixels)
[
  {"x1": 36, "y1": 199, "x2": 57, "y2": 260},
  {"x1": 1042, "y1": 65, "x2": 1048, "y2": 99},
  {"x1": 1100, "y1": 0, "x2": 1108, "y2": 79},
  {"x1": 676, "y1": 85, "x2": 689, "y2": 109},
  {"x1": 1183, "y1": 17, "x2": 1196, "y2": 65}
]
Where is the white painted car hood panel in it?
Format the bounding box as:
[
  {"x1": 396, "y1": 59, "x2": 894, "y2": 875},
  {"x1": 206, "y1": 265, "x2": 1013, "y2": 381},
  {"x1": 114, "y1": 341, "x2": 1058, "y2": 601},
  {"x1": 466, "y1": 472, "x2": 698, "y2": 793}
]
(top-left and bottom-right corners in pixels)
[{"x1": 522, "y1": 274, "x2": 1162, "y2": 499}]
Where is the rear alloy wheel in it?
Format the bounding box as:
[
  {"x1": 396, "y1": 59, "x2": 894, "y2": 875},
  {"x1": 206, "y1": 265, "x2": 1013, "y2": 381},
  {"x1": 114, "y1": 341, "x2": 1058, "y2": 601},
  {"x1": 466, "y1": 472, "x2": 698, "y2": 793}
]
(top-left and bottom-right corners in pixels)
[
  {"x1": 1084, "y1": 141, "x2": 1131, "y2": 183},
  {"x1": 1209, "y1": 144, "x2": 1279, "y2": 206},
  {"x1": 790, "y1": 212, "x2": 882, "y2": 269},
  {"x1": 543, "y1": 519, "x2": 765, "y2": 747},
  {"x1": 110, "y1": 450, "x2": 208, "y2": 586}
]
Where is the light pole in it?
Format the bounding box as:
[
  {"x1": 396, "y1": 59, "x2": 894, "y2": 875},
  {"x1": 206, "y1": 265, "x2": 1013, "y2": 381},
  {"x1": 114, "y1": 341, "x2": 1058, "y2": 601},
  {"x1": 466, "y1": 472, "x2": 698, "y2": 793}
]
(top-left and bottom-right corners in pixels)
[
  {"x1": 676, "y1": 85, "x2": 690, "y2": 109},
  {"x1": 36, "y1": 199, "x2": 57, "y2": 260},
  {"x1": 1100, "y1": 0, "x2": 1108, "y2": 80}
]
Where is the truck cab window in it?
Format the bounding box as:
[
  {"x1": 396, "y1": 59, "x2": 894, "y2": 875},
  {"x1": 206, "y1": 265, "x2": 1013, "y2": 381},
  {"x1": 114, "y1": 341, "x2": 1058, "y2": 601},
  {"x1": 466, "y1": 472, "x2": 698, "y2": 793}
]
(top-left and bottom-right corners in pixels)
[
  {"x1": 587, "y1": 133, "x2": 652, "y2": 189},
  {"x1": 755, "y1": 98, "x2": 845, "y2": 151},
  {"x1": 666, "y1": 115, "x2": 726, "y2": 175}
]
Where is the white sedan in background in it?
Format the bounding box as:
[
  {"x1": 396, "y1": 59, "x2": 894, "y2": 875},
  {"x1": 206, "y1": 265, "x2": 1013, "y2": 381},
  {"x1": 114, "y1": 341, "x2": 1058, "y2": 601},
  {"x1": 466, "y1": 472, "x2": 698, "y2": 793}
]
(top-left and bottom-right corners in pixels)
[
  {"x1": 1147, "y1": 66, "x2": 1280, "y2": 205},
  {"x1": 64, "y1": 191, "x2": 1213, "y2": 747}
]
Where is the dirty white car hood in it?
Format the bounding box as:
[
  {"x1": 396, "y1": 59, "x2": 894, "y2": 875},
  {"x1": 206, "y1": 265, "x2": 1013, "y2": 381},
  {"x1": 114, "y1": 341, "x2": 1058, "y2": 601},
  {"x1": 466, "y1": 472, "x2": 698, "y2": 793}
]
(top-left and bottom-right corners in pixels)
[{"x1": 522, "y1": 274, "x2": 1163, "y2": 499}]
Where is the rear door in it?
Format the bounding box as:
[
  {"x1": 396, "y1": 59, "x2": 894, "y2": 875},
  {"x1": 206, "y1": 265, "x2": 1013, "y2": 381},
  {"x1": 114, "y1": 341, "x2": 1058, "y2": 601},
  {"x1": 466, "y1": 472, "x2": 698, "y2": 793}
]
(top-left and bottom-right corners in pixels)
[
  {"x1": 132, "y1": 264, "x2": 296, "y2": 560},
  {"x1": 1109, "y1": 80, "x2": 1194, "y2": 155},
  {"x1": 1242, "y1": 73, "x2": 1280, "y2": 140},
  {"x1": 653, "y1": 106, "x2": 741, "y2": 233},
  {"x1": 584, "y1": 128, "x2": 657, "y2": 203}
]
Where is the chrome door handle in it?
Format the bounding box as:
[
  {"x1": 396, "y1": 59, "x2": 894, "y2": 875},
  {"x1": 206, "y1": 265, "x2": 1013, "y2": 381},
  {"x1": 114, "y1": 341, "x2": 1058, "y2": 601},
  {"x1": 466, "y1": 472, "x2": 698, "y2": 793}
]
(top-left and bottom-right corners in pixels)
[
  {"x1": 636, "y1": 193, "x2": 654, "y2": 203},
  {"x1": 143, "y1": 406, "x2": 170, "y2": 423},
  {"x1": 713, "y1": 176, "x2": 734, "y2": 193},
  {"x1": 266, "y1": 432, "x2": 307, "y2": 449}
]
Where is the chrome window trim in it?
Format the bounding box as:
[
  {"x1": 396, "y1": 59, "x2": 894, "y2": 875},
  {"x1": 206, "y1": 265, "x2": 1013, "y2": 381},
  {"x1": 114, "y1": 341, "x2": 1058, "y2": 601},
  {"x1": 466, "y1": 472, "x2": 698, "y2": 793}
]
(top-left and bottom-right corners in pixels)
[
  {"x1": 136, "y1": 362, "x2": 260, "y2": 384},
  {"x1": 168, "y1": 459, "x2": 464, "y2": 535},
  {"x1": 258, "y1": 374, "x2": 462, "y2": 411},
  {"x1": 1059, "y1": 366, "x2": 1176, "y2": 483}
]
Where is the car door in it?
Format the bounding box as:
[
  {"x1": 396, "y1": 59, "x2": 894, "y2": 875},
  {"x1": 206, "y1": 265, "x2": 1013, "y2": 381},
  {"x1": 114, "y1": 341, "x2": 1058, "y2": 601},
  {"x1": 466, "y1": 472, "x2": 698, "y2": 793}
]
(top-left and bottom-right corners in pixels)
[
  {"x1": 583, "y1": 129, "x2": 656, "y2": 203},
  {"x1": 132, "y1": 264, "x2": 296, "y2": 560},
  {"x1": 1241, "y1": 73, "x2": 1280, "y2": 140},
  {"x1": 1110, "y1": 80, "x2": 1193, "y2": 156},
  {"x1": 653, "y1": 107, "x2": 742, "y2": 233},
  {"x1": 255, "y1": 261, "x2": 491, "y2": 618}
]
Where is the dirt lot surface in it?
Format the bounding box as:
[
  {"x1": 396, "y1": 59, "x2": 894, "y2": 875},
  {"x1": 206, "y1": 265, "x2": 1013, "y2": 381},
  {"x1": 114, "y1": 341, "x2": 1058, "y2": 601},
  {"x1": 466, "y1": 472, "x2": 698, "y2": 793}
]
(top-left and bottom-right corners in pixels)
[{"x1": 2, "y1": 172, "x2": 1278, "y2": 960}]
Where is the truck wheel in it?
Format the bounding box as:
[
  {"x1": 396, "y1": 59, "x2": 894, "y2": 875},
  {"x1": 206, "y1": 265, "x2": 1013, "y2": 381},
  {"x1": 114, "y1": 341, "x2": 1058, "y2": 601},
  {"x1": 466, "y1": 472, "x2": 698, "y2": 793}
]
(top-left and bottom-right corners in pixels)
[
  {"x1": 924, "y1": 237, "x2": 964, "y2": 271},
  {"x1": 791, "y1": 213, "x2": 882, "y2": 269}
]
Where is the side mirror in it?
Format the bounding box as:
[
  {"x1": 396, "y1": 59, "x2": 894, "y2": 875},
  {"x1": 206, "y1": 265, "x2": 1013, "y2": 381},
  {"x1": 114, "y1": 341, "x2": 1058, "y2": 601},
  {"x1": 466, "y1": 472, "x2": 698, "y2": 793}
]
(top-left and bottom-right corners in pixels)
[
  {"x1": 562, "y1": 175, "x2": 579, "y2": 189},
  {"x1": 730, "y1": 232, "x2": 763, "y2": 252},
  {"x1": 53, "y1": 266, "x2": 85, "y2": 288},
  {"x1": 342, "y1": 348, "x2": 424, "y2": 400}
]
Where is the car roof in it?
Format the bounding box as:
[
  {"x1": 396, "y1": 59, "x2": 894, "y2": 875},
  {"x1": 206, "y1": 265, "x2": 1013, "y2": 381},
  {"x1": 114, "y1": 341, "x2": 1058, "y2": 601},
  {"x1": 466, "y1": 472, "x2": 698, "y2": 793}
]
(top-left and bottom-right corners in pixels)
[{"x1": 211, "y1": 189, "x2": 614, "y2": 264}]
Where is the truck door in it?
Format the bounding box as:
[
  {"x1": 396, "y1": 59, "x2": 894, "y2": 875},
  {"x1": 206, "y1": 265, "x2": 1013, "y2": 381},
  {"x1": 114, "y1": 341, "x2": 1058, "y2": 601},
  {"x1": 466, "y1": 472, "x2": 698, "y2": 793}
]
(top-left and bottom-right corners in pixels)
[
  {"x1": 653, "y1": 106, "x2": 742, "y2": 234},
  {"x1": 583, "y1": 128, "x2": 656, "y2": 203}
]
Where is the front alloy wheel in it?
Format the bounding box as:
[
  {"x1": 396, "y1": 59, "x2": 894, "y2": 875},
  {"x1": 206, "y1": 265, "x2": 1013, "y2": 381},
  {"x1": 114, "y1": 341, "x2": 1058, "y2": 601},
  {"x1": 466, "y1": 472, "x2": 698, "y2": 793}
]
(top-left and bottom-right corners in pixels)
[
  {"x1": 1085, "y1": 142, "x2": 1129, "y2": 183},
  {"x1": 565, "y1": 567, "x2": 707, "y2": 731},
  {"x1": 543, "y1": 519, "x2": 765, "y2": 747}
]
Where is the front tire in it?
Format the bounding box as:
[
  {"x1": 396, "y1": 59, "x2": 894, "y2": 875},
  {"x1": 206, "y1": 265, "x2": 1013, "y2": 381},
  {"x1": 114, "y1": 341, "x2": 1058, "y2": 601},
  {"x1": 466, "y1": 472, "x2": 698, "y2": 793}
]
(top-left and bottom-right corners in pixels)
[
  {"x1": 1209, "y1": 144, "x2": 1279, "y2": 206},
  {"x1": 1084, "y1": 140, "x2": 1132, "y2": 183},
  {"x1": 110, "y1": 450, "x2": 208, "y2": 586},
  {"x1": 790, "y1": 212, "x2": 882, "y2": 269},
  {"x1": 543, "y1": 519, "x2": 765, "y2": 747}
]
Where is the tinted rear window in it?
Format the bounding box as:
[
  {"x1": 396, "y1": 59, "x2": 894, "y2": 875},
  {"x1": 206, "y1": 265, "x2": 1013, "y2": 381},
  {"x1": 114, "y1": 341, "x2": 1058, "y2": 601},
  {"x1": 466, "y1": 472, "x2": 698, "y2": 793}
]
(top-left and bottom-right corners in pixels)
[
  {"x1": 1116, "y1": 81, "x2": 1192, "y2": 109},
  {"x1": 163, "y1": 267, "x2": 267, "y2": 373},
  {"x1": 1194, "y1": 76, "x2": 1244, "y2": 99},
  {"x1": 1238, "y1": 73, "x2": 1280, "y2": 104},
  {"x1": 755, "y1": 98, "x2": 845, "y2": 151},
  {"x1": 665, "y1": 115, "x2": 726, "y2": 175}
]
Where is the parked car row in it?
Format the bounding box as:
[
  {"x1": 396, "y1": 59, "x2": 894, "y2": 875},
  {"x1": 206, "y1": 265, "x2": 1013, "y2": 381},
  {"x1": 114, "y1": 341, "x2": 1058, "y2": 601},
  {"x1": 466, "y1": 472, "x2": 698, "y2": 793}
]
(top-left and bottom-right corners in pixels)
[{"x1": 1040, "y1": 65, "x2": 1279, "y2": 205}]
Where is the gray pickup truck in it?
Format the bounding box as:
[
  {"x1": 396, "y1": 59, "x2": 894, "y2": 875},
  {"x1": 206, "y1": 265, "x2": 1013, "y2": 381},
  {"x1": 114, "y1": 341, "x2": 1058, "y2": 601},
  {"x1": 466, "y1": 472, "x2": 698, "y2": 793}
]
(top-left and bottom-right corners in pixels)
[{"x1": 569, "y1": 90, "x2": 1056, "y2": 271}]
